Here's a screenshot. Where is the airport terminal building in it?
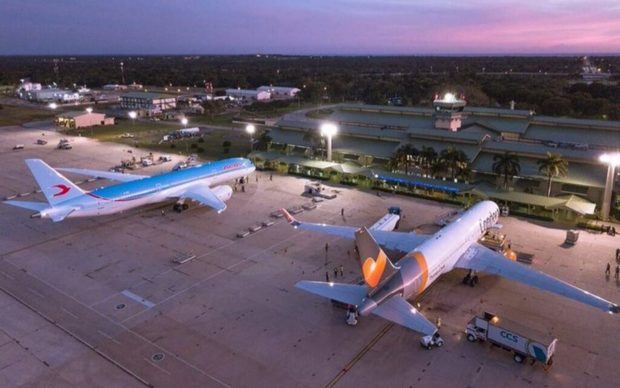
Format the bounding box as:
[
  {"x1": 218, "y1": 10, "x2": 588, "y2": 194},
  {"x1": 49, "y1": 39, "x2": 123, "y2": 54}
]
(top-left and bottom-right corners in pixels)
[{"x1": 255, "y1": 99, "x2": 620, "y2": 220}]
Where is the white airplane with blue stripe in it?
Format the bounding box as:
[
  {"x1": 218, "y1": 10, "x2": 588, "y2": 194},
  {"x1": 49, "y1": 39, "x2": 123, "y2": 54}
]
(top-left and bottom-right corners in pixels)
[{"x1": 4, "y1": 158, "x2": 255, "y2": 222}]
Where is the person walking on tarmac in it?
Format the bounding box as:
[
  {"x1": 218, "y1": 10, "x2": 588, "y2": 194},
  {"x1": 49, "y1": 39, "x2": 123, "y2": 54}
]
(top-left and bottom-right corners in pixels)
[{"x1": 606, "y1": 262, "x2": 611, "y2": 277}]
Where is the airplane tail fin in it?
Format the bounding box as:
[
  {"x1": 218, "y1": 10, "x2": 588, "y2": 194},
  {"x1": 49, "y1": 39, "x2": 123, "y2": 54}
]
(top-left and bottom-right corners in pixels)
[
  {"x1": 355, "y1": 227, "x2": 398, "y2": 289},
  {"x1": 25, "y1": 159, "x2": 85, "y2": 205}
]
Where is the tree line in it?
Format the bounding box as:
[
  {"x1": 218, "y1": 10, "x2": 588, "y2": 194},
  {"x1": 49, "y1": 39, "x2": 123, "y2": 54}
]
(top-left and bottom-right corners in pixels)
[{"x1": 1, "y1": 55, "x2": 618, "y2": 119}]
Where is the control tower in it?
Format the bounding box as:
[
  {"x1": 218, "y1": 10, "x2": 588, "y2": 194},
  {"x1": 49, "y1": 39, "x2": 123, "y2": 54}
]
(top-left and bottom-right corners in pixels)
[{"x1": 433, "y1": 93, "x2": 466, "y2": 131}]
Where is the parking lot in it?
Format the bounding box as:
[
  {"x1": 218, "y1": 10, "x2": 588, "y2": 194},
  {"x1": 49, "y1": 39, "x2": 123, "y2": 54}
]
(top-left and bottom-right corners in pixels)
[{"x1": 1, "y1": 124, "x2": 619, "y2": 387}]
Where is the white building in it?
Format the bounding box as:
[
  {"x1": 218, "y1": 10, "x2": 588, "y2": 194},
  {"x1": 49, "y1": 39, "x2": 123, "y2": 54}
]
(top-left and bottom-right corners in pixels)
[
  {"x1": 23, "y1": 88, "x2": 80, "y2": 103},
  {"x1": 120, "y1": 92, "x2": 177, "y2": 116},
  {"x1": 225, "y1": 88, "x2": 271, "y2": 102},
  {"x1": 257, "y1": 86, "x2": 301, "y2": 99}
]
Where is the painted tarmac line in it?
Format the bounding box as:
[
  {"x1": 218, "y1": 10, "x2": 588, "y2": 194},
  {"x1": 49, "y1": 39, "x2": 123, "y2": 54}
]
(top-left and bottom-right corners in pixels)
[
  {"x1": 98, "y1": 330, "x2": 122, "y2": 345},
  {"x1": 144, "y1": 358, "x2": 172, "y2": 375},
  {"x1": 27, "y1": 287, "x2": 45, "y2": 298},
  {"x1": 325, "y1": 323, "x2": 394, "y2": 388},
  {"x1": 61, "y1": 307, "x2": 80, "y2": 319},
  {"x1": 121, "y1": 290, "x2": 156, "y2": 308},
  {"x1": 0, "y1": 270, "x2": 15, "y2": 280}
]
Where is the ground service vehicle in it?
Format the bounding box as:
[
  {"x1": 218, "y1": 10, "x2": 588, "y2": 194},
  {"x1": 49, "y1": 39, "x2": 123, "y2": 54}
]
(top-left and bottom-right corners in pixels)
[{"x1": 466, "y1": 312, "x2": 557, "y2": 367}]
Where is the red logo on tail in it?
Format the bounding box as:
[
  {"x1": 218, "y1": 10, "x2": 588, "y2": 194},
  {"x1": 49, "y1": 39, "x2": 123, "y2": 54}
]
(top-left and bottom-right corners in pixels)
[{"x1": 52, "y1": 184, "x2": 71, "y2": 197}]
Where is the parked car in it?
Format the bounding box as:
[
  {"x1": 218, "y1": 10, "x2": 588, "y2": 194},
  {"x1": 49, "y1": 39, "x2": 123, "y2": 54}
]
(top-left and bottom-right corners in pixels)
[
  {"x1": 13, "y1": 144, "x2": 24, "y2": 150},
  {"x1": 36, "y1": 139, "x2": 48, "y2": 145}
]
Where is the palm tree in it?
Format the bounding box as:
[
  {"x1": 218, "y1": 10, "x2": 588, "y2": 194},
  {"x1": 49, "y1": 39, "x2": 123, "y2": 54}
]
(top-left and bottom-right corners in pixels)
[
  {"x1": 420, "y1": 146, "x2": 438, "y2": 176},
  {"x1": 439, "y1": 147, "x2": 469, "y2": 179},
  {"x1": 492, "y1": 152, "x2": 521, "y2": 190},
  {"x1": 388, "y1": 144, "x2": 419, "y2": 174},
  {"x1": 303, "y1": 129, "x2": 324, "y2": 158},
  {"x1": 537, "y1": 152, "x2": 568, "y2": 197}
]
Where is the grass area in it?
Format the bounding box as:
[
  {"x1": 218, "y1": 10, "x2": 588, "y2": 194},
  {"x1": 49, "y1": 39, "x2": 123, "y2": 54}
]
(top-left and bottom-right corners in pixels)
[
  {"x1": 0, "y1": 105, "x2": 55, "y2": 126},
  {"x1": 141, "y1": 131, "x2": 250, "y2": 159},
  {"x1": 241, "y1": 101, "x2": 309, "y2": 118},
  {"x1": 306, "y1": 108, "x2": 334, "y2": 119},
  {"x1": 69, "y1": 118, "x2": 249, "y2": 160},
  {"x1": 67, "y1": 119, "x2": 178, "y2": 142},
  {"x1": 191, "y1": 112, "x2": 238, "y2": 126}
]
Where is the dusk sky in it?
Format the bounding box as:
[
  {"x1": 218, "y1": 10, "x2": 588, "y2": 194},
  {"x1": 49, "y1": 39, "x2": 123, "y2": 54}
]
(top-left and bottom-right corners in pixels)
[{"x1": 1, "y1": 0, "x2": 619, "y2": 55}]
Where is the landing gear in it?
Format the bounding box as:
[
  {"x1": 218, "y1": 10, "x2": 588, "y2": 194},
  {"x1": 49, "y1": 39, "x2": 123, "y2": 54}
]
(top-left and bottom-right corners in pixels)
[
  {"x1": 463, "y1": 270, "x2": 479, "y2": 287},
  {"x1": 421, "y1": 332, "x2": 444, "y2": 350},
  {"x1": 173, "y1": 202, "x2": 189, "y2": 213},
  {"x1": 345, "y1": 308, "x2": 358, "y2": 326}
]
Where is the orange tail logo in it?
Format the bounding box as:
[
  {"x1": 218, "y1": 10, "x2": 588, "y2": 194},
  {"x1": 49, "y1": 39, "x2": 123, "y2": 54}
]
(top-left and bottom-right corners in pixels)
[{"x1": 362, "y1": 250, "x2": 387, "y2": 288}]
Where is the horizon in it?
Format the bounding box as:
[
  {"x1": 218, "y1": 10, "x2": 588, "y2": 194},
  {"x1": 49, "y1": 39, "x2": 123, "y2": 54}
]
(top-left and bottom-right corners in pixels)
[{"x1": 1, "y1": 1, "x2": 619, "y2": 56}]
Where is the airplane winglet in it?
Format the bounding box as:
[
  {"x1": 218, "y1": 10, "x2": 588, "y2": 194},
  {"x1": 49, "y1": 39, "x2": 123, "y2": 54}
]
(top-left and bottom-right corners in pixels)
[{"x1": 280, "y1": 208, "x2": 299, "y2": 226}]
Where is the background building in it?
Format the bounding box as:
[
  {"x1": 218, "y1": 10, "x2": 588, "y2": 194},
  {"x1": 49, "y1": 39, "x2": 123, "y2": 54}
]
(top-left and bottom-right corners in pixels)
[
  {"x1": 257, "y1": 86, "x2": 300, "y2": 99},
  {"x1": 55, "y1": 111, "x2": 115, "y2": 129},
  {"x1": 264, "y1": 100, "x2": 620, "y2": 219},
  {"x1": 119, "y1": 92, "x2": 176, "y2": 116},
  {"x1": 225, "y1": 88, "x2": 271, "y2": 102}
]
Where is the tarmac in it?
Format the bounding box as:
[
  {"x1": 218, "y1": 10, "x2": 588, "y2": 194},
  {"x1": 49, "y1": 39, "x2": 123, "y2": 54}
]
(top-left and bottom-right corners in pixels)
[{"x1": 0, "y1": 124, "x2": 619, "y2": 387}]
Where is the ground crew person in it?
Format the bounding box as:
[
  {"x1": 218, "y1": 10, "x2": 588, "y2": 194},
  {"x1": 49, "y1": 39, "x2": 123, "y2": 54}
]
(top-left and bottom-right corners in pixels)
[{"x1": 606, "y1": 263, "x2": 611, "y2": 276}]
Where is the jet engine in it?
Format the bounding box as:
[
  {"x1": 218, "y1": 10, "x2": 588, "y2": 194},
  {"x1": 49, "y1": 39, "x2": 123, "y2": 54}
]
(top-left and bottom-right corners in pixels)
[{"x1": 211, "y1": 185, "x2": 233, "y2": 202}]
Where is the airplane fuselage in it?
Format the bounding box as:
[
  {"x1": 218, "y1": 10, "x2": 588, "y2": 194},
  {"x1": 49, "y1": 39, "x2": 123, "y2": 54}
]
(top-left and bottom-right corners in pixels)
[
  {"x1": 38, "y1": 158, "x2": 255, "y2": 220},
  {"x1": 359, "y1": 201, "x2": 500, "y2": 314}
]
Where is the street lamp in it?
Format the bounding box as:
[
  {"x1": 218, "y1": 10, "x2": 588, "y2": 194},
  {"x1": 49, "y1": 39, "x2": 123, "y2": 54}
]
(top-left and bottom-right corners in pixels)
[
  {"x1": 599, "y1": 153, "x2": 620, "y2": 220},
  {"x1": 48, "y1": 102, "x2": 58, "y2": 110},
  {"x1": 246, "y1": 124, "x2": 256, "y2": 151},
  {"x1": 86, "y1": 107, "x2": 93, "y2": 114},
  {"x1": 128, "y1": 111, "x2": 137, "y2": 126},
  {"x1": 320, "y1": 123, "x2": 338, "y2": 162},
  {"x1": 181, "y1": 117, "x2": 188, "y2": 127}
]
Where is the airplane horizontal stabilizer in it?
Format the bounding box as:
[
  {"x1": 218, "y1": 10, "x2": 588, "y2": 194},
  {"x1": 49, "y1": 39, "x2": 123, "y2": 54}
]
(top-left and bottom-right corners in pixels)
[
  {"x1": 456, "y1": 242, "x2": 619, "y2": 314},
  {"x1": 295, "y1": 281, "x2": 368, "y2": 306},
  {"x1": 371, "y1": 295, "x2": 437, "y2": 336},
  {"x1": 57, "y1": 167, "x2": 148, "y2": 182},
  {"x1": 48, "y1": 207, "x2": 77, "y2": 222},
  {"x1": 4, "y1": 200, "x2": 48, "y2": 211}
]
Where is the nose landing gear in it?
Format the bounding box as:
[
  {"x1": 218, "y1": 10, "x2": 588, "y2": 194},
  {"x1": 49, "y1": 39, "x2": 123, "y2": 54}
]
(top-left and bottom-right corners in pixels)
[
  {"x1": 345, "y1": 307, "x2": 359, "y2": 326},
  {"x1": 463, "y1": 269, "x2": 479, "y2": 287},
  {"x1": 173, "y1": 200, "x2": 189, "y2": 213}
]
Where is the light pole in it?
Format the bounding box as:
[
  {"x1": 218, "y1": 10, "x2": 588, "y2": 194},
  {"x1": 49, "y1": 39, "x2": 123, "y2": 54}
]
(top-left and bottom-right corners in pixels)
[
  {"x1": 86, "y1": 107, "x2": 93, "y2": 114},
  {"x1": 48, "y1": 102, "x2": 58, "y2": 110},
  {"x1": 128, "y1": 111, "x2": 137, "y2": 127},
  {"x1": 320, "y1": 123, "x2": 338, "y2": 162},
  {"x1": 599, "y1": 153, "x2": 620, "y2": 221},
  {"x1": 181, "y1": 117, "x2": 188, "y2": 128},
  {"x1": 246, "y1": 124, "x2": 256, "y2": 151}
]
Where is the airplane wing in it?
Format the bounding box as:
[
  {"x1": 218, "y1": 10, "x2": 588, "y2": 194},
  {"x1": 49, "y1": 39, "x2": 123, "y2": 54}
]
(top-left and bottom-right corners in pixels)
[
  {"x1": 282, "y1": 209, "x2": 428, "y2": 253},
  {"x1": 295, "y1": 281, "x2": 368, "y2": 306},
  {"x1": 57, "y1": 167, "x2": 148, "y2": 182},
  {"x1": 372, "y1": 295, "x2": 437, "y2": 336},
  {"x1": 456, "y1": 243, "x2": 619, "y2": 314},
  {"x1": 180, "y1": 185, "x2": 227, "y2": 213}
]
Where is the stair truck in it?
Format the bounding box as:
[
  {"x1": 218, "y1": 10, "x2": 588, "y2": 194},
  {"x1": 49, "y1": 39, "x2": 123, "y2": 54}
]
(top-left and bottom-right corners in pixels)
[{"x1": 466, "y1": 312, "x2": 557, "y2": 369}]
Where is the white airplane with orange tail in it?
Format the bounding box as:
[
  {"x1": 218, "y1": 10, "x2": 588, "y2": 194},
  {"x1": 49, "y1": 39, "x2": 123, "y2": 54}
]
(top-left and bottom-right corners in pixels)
[{"x1": 283, "y1": 201, "x2": 618, "y2": 348}]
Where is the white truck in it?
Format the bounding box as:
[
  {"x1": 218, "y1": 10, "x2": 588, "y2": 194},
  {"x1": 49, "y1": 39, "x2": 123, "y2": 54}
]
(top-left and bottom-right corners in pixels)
[
  {"x1": 466, "y1": 312, "x2": 557, "y2": 368},
  {"x1": 178, "y1": 127, "x2": 200, "y2": 136}
]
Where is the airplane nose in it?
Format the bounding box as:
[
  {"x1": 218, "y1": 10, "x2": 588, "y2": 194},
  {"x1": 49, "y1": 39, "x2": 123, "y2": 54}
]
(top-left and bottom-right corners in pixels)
[{"x1": 358, "y1": 298, "x2": 377, "y2": 316}]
